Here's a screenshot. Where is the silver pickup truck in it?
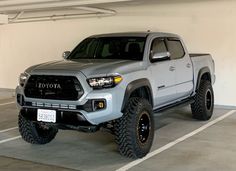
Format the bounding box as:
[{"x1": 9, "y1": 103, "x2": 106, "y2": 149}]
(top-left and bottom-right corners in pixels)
[{"x1": 16, "y1": 32, "x2": 215, "y2": 158}]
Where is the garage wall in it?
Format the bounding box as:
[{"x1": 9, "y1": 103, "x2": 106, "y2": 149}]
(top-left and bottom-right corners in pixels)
[{"x1": 0, "y1": 0, "x2": 235, "y2": 106}]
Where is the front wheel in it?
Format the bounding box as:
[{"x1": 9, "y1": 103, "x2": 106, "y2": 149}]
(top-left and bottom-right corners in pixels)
[
  {"x1": 114, "y1": 97, "x2": 154, "y2": 158},
  {"x1": 18, "y1": 114, "x2": 58, "y2": 144},
  {"x1": 191, "y1": 80, "x2": 214, "y2": 120}
]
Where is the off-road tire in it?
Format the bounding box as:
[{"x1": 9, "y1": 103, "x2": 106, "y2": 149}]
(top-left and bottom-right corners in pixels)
[
  {"x1": 18, "y1": 114, "x2": 58, "y2": 144},
  {"x1": 114, "y1": 97, "x2": 154, "y2": 158},
  {"x1": 191, "y1": 80, "x2": 214, "y2": 120}
]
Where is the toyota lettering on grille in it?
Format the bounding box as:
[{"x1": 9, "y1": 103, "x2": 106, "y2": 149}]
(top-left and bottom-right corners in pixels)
[{"x1": 37, "y1": 83, "x2": 62, "y2": 89}]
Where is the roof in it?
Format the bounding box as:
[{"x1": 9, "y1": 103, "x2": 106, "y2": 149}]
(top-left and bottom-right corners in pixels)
[{"x1": 89, "y1": 32, "x2": 179, "y2": 38}]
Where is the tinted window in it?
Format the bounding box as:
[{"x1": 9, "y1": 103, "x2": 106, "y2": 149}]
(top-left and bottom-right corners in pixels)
[
  {"x1": 72, "y1": 38, "x2": 98, "y2": 58},
  {"x1": 167, "y1": 38, "x2": 185, "y2": 59},
  {"x1": 68, "y1": 37, "x2": 146, "y2": 61},
  {"x1": 150, "y1": 38, "x2": 167, "y2": 55}
]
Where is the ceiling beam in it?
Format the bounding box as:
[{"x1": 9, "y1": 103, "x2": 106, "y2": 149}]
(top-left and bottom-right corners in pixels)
[{"x1": 0, "y1": 0, "x2": 59, "y2": 6}]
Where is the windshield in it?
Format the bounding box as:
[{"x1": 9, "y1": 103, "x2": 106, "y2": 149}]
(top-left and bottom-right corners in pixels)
[{"x1": 68, "y1": 37, "x2": 146, "y2": 60}]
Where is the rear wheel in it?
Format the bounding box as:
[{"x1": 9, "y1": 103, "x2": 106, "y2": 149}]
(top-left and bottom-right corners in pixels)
[
  {"x1": 114, "y1": 97, "x2": 154, "y2": 158},
  {"x1": 18, "y1": 114, "x2": 58, "y2": 144},
  {"x1": 191, "y1": 80, "x2": 214, "y2": 120}
]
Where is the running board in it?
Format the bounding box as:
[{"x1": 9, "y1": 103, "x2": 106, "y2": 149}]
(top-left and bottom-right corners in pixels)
[{"x1": 153, "y1": 98, "x2": 195, "y2": 113}]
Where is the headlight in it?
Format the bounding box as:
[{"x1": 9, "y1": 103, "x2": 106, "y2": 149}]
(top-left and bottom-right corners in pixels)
[
  {"x1": 87, "y1": 75, "x2": 123, "y2": 89},
  {"x1": 19, "y1": 72, "x2": 29, "y2": 87}
]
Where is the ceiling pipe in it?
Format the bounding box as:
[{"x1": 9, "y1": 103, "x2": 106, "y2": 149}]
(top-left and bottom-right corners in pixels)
[
  {"x1": 74, "y1": 6, "x2": 116, "y2": 15},
  {"x1": 8, "y1": 12, "x2": 115, "y2": 23},
  {"x1": 7, "y1": 6, "x2": 116, "y2": 24},
  {"x1": 10, "y1": 11, "x2": 24, "y2": 22},
  {"x1": 0, "y1": 0, "x2": 132, "y2": 12}
]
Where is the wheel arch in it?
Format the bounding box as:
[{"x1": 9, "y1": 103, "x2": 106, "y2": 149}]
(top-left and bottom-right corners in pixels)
[
  {"x1": 121, "y1": 78, "x2": 153, "y2": 112},
  {"x1": 196, "y1": 67, "x2": 212, "y2": 90}
]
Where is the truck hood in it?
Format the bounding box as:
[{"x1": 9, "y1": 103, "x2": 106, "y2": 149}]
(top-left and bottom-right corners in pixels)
[{"x1": 26, "y1": 59, "x2": 145, "y2": 77}]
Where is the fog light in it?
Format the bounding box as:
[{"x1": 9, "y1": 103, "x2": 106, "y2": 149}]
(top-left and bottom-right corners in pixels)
[
  {"x1": 98, "y1": 102, "x2": 104, "y2": 108},
  {"x1": 93, "y1": 100, "x2": 106, "y2": 111}
]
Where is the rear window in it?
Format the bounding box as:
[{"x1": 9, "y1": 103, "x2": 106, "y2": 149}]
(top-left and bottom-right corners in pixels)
[{"x1": 167, "y1": 38, "x2": 185, "y2": 59}]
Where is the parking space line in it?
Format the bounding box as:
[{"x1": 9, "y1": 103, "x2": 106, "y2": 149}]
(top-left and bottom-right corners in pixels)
[
  {"x1": 0, "y1": 127, "x2": 18, "y2": 133},
  {"x1": 0, "y1": 101, "x2": 15, "y2": 106},
  {"x1": 116, "y1": 110, "x2": 236, "y2": 171},
  {"x1": 0, "y1": 136, "x2": 21, "y2": 144}
]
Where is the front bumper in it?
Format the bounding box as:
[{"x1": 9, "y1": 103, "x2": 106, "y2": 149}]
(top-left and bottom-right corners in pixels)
[
  {"x1": 16, "y1": 84, "x2": 124, "y2": 125},
  {"x1": 20, "y1": 108, "x2": 100, "y2": 132}
]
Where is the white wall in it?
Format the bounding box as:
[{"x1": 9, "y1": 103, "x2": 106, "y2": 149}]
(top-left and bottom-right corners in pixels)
[{"x1": 0, "y1": 0, "x2": 236, "y2": 106}]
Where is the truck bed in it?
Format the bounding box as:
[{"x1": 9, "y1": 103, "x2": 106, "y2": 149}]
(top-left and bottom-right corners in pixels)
[{"x1": 190, "y1": 53, "x2": 215, "y2": 93}]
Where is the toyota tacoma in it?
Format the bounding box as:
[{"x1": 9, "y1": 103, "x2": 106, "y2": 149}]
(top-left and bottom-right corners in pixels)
[{"x1": 16, "y1": 32, "x2": 215, "y2": 158}]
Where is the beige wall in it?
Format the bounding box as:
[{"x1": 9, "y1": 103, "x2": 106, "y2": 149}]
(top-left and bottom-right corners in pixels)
[{"x1": 0, "y1": 0, "x2": 235, "y2": 106}]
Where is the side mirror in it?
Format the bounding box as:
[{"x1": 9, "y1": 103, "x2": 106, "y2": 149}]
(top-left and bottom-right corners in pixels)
[
  {"x1": 151, "y1": 52, "x2": 171, "y2": 62},
  {"x1": 62, "y1": 51, "x2": 71, "y2": 59}
]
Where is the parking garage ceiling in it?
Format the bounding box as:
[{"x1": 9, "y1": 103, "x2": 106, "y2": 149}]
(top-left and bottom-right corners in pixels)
[
  {"x1": 0, "y1": 0, "x2": 222, "y2": 24},
  {"x1": 0, "y1": 0, "x2": 137, "y2": 24}
]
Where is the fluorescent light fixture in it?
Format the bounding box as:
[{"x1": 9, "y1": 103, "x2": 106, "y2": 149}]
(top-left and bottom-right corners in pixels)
[{"x1": 0, "y1": 14, "x2": 8, "y2": 24}]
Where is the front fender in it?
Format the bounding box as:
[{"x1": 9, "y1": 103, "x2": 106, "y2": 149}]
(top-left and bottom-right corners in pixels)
[{"x1": 121, "y1": 78, "x2": 153, "y2": 112}]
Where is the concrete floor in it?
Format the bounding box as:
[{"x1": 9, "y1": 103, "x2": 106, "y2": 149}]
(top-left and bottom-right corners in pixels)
[
  {"x1": 0, "y1": 95, "x2": 236, "y2": 171},
  {"x1": 0, "y1": 89, "x2": 14, "y2": 100}
]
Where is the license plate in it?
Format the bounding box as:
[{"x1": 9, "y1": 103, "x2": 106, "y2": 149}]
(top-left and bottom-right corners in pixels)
[{"x1": 37, "y1": 109, "x2": 56, "y2": 123}]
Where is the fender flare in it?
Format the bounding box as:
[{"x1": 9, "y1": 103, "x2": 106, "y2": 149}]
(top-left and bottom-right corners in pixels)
[
  {"x1": 121, "y1": 78, "x2": 153, "y2": 112},
  {"x1": 196, "y1": 67, "x2": 211, "y2": 90}
]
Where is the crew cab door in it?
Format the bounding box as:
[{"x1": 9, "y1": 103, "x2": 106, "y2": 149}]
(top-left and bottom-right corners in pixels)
[
  {"x1": 166, "y1": 37, "x2": 194, "y2": 98},
  {"x1": 149, "y1": 37, "x2": 178, "y2": 107}
]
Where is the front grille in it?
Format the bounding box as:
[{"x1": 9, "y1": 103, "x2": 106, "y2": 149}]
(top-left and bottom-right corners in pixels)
[{"x1": 24, "y1": 75, "x2": 83, "y2": 101}]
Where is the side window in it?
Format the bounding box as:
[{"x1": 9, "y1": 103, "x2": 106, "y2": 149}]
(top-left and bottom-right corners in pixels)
[
  {"x1": 75, "y1": 38, "x2": 98, "y2": 58},
  {"x1": 150, "y1": 38, "x2": 167, "y2": 56},
  {"x1": 100, "y1": 44, "x2": 111, "y2": 58},
  {"x1": 167, "y1": 38, "x2": 185, "y2": 59}
]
